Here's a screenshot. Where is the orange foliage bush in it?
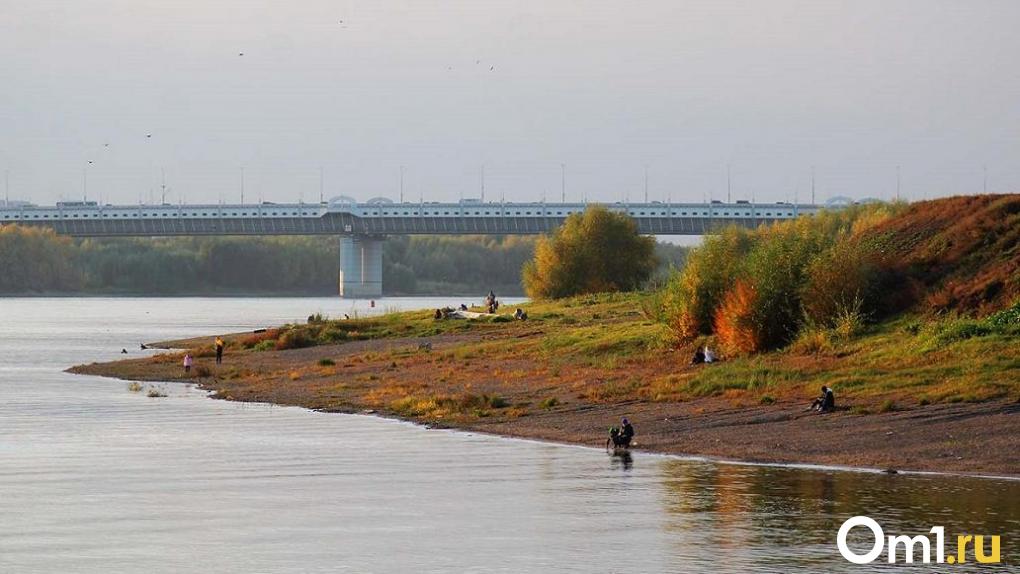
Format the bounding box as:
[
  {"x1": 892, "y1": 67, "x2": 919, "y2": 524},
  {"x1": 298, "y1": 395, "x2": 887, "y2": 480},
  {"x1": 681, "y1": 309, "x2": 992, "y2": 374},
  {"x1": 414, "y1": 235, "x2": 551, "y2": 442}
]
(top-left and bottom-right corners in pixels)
[
  {"x1": 240, "y1": 329, "x2": 280, "y2": 349},
  {"x1": 713, "y1": 280, "x2": 763, "y2": 355}
]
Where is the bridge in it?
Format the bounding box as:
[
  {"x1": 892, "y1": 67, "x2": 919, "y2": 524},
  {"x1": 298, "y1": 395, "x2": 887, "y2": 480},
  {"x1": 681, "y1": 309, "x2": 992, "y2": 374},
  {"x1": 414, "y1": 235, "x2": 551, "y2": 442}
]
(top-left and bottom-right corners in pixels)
[{"x1": 1, "y1": 198, "x2": 825, "y2": 298}]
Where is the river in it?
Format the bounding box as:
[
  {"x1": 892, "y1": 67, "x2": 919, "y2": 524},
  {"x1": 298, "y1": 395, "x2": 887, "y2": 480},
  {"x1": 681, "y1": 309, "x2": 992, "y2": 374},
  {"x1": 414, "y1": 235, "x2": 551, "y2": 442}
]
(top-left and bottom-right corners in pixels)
[{"x1": 0, "y1": 298, "x2": 1016, "y2": 573}]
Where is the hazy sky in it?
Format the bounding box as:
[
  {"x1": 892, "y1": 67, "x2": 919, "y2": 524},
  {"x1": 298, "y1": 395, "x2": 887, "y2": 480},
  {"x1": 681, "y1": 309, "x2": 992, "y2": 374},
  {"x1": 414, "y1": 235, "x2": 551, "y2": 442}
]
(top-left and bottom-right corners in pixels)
[{"x1": 2, "y1": 0, "x2": 1018, "y2": 205}]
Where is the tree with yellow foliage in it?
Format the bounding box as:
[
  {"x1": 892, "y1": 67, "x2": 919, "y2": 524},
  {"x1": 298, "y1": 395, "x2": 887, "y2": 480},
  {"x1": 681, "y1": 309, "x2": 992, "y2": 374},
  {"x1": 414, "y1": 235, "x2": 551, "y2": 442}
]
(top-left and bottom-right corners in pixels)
[{"x1": 522, "y1": 205, "x2": 657, "y2": 299}]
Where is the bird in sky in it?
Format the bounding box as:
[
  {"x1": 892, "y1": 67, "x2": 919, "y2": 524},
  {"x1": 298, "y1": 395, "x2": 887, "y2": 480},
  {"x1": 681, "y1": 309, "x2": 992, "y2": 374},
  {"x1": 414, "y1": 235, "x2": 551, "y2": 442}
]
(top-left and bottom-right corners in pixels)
[
  {"x1": 490, "y1": 65, "x2": 495, "y2": 71},
  {"x1": 238, "y1": 52, "x2": 244, "y2": 56},
  {"x1": 146, "y1": 134, "x2": 152, "y2": 138}
]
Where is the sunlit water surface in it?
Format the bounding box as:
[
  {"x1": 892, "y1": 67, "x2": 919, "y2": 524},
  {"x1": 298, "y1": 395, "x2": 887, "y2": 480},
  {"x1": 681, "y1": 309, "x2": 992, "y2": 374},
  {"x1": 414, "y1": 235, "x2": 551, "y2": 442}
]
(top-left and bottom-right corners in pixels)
[{"x1": 0, "y1": 298, "x2": 1016, "y2": 573}]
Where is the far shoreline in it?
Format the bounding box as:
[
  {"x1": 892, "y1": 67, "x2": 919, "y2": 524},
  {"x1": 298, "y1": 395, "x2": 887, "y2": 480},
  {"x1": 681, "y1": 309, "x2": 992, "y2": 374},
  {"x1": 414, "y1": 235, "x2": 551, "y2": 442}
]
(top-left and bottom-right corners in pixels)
[{"x1": 1, "y1": 292, "x2": 528, "y2": 299}]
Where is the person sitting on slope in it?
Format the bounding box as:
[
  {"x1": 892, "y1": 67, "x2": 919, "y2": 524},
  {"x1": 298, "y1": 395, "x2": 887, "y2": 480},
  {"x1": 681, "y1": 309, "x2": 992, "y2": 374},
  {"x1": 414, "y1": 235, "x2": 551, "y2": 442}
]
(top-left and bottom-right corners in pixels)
[{"x1": 810, "y1": 385, "x2": 835, "y2": 413}]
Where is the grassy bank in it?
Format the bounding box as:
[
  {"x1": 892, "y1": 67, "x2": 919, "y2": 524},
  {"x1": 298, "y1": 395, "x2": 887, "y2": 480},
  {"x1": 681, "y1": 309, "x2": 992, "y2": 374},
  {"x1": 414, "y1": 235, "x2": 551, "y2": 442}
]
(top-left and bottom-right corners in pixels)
[{"x1": 72, "y1": 293, "x2": 1020, "y2": 475}]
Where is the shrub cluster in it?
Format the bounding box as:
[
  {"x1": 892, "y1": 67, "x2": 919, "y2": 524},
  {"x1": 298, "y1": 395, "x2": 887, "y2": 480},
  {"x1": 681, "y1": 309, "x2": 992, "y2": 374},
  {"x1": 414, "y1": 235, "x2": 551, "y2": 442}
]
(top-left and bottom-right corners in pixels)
[
  {"x1": 523, "y1": 205, "x2": 657, "y2": 299},
  {"x1": 914, "y1": 303, "x2": 1020, "y2": 352},
  {"x1": 661, "y1": 204, "x2": 904, "y2": 355}
]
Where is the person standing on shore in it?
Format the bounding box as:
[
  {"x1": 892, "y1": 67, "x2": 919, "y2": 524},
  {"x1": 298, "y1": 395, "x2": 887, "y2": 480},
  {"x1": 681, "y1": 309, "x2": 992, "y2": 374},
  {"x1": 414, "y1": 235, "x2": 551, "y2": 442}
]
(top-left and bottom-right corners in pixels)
[
  {"x1": 183, "y1": 353, "x2": 193, "y2": 374},
  {"x1": 215, "y1": 337, "x2": 225, "y2": 365}
]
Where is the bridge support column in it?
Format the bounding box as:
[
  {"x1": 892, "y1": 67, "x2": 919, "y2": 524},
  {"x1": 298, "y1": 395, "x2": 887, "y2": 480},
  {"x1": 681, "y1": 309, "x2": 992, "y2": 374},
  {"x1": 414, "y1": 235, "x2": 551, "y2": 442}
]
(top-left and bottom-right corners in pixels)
[{"x1": 338, "y1": 235, "x2": 383, "y2": 298}]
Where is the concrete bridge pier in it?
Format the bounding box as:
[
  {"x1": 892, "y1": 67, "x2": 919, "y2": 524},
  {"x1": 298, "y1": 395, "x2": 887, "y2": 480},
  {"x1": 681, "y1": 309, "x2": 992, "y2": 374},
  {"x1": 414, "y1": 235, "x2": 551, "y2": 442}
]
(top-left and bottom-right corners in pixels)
[{"x1": 338, "y1": 235, "x2": 383, "y2": 298}]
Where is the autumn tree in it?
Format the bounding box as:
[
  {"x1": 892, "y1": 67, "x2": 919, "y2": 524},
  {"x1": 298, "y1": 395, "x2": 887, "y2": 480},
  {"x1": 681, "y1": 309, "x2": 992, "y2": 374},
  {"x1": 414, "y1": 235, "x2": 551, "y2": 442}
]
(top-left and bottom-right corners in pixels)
[{"x1": 522, "y1": 205, "x2": 657, "y2": 299}]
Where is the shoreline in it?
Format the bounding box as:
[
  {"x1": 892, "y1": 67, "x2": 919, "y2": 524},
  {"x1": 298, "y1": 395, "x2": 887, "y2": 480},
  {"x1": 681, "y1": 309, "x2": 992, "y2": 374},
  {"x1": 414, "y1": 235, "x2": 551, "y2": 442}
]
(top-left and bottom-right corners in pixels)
[
  {"x1": 72, "y1": 368, "x2": 1020, "y2": 482},
  {"x1": 356, "y1": 409, "x2": 1020, "y2": 482},
  {"x1": 71, "y1": 322, "x2": 1020, "y2": 478}
]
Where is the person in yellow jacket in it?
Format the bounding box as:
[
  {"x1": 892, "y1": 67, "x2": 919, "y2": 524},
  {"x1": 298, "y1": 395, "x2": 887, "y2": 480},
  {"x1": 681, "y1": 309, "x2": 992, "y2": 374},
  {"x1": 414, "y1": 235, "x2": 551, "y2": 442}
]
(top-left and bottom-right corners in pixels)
[{"x1": 214, "y1": 337, "x2": 225, "y2": 365}]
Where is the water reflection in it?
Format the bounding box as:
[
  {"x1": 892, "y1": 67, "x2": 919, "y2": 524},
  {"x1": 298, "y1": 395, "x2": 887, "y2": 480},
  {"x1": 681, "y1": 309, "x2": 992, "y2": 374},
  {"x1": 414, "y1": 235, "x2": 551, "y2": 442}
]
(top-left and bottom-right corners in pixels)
[
  {"x1": 610, "y1": 450, "x2": 634, "y2": 471},
  {"x1": 658, "y1": 460, "x2": 1020, "y2": 572}
]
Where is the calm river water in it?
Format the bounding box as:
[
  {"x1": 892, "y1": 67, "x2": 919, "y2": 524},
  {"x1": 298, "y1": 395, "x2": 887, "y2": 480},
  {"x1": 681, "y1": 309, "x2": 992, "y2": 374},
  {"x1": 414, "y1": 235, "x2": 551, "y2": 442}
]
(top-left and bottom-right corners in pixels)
[{"x1": 0, "y1": 298, "x2": 1016, "y2": 573}]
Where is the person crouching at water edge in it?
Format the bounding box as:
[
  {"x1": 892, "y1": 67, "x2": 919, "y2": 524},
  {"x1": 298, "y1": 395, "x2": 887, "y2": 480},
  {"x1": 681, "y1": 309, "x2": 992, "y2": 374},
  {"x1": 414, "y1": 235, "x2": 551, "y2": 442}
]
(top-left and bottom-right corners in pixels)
[
  {"x1": 214, "y1": 337, "x2": 225, "y2": 365},
  {"x1": 183, "y1": 353, "x2": 193, "y2": 374},
  {"x1": 607, "y1": 418, "x2": 635, "y2": 449}
]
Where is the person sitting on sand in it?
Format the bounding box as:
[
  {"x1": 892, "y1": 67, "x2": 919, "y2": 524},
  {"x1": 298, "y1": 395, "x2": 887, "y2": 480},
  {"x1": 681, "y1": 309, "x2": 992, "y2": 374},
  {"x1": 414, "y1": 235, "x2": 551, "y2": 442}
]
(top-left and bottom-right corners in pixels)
[
  {"x1": 514, "y1": 308, "x2": 528, "y2": 320},
  {"x1": 460, "y1": 303, "x2": 468, "y2": 311},
  {"x1": 214, "y1": 337, "x2": 225, "y2": 365},
  {"x1": 811, "y1": 385, "x2": 835, "y2": 412},
  {"x1": 183, "y1": 353, "x2": 193, "y2": 374},
  {"x1": 703, "y1": 346, "x2": 716, "y2": 363}
]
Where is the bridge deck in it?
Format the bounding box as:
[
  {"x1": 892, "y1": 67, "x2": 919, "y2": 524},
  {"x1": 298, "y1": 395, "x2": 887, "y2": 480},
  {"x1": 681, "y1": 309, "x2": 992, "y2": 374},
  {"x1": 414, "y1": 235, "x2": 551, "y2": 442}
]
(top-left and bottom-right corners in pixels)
[{"x1": 0, "y1": 202, "x2": 823, "y2": 237}]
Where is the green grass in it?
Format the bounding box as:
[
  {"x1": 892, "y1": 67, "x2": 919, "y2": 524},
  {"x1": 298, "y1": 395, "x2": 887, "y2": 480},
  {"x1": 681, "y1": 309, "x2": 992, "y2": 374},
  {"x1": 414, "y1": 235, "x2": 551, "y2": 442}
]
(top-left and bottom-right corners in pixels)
[{"x1": 677, "y1": 311, "x2": 1020, "y2": 406}]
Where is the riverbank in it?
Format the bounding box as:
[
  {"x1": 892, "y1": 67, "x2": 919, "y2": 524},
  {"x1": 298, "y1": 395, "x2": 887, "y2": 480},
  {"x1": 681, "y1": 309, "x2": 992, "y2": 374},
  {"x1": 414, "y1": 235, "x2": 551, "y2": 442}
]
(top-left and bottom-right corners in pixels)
[{"x1": 71, "y1": 293, "x2": 1020, "y2": 477}]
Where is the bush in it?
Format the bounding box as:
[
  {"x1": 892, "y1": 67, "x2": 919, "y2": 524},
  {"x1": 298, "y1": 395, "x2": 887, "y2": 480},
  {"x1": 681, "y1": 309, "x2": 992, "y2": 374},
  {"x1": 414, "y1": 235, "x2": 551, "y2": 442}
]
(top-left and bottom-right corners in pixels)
[
  {"x1": 713, "y1": 280, "x2": 762, "y2": 355},
  {"x1": 241, "y1": 329, "x2": 279, "y2": 349},
  {"x1": 318, "y1": 328, "x2": 349, "y2": 343},
  {"x1": 318, "y1": 358, "x2": 335, "y2": 367},
  {"x1": 790, "y1": 326, "x2": 833, "y2": 356},
  {"x1": 660, "y1": 227, "x2": 753, "y2": 343},
  {"x1": 986, "y1": 301, "x2": 1020, "y2": 327},
  {"x1": 275, "y1": 328, "x2": 315, "y2": 350},
  {"x1": 252, "y1": 340, "x2": 275, "y2": 352},
  {"x1": 523, "y1": 205, "x2": 657, "y2": 299},
  {"x1": 877, "y1": 399, "x2": 899, "y2": 413},
  {"x1": 801, "y1": 236, "x2": 893, "y2": 327},
  {"x1": 661, "y1": 204, "x2": 897, "y2": 352},
  {"x1": 832, "y1": 298, "x2": 867, "y2": 340},
  {"x1": 539, "y1": 397, "x2": 560, "y2": 409},
  {"x1": 487, "y1": 395, "x2": 510, "y2": 409}
]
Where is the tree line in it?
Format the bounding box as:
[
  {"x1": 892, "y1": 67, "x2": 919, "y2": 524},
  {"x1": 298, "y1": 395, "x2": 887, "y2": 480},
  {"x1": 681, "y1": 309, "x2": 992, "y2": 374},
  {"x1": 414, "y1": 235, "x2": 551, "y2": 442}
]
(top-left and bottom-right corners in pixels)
[{"x1": 0, "y1": 224, "x2": 687, "y2": 296}]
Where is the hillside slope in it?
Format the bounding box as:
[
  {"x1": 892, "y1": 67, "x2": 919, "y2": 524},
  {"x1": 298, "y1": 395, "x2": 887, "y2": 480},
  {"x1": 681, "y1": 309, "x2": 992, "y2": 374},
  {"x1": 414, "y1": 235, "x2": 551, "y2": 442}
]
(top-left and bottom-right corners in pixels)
[{"x1": 863, "y1": 194, "x2": 1020, "y2": 314}]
